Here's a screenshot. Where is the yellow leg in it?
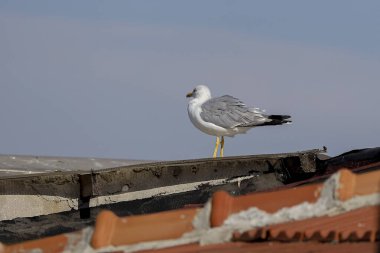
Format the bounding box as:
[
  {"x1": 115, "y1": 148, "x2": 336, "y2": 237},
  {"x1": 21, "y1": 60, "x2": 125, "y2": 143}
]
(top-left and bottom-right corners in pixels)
[
  {"x1": 220, "y1": 136, "x2": 224, "y2": 157},
  {"x1": 212, "y1": 137, "x2": 220, "y2": 158}
]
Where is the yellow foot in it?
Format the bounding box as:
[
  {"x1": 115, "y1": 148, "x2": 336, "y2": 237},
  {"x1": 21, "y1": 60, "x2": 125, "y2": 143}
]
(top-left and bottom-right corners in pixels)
[
  {"x1": 213, "y1": 137, "x2": 220, "y2": 158},
  {"x1": 220, "y1": 136, "x2": 224, "y2": 157}
]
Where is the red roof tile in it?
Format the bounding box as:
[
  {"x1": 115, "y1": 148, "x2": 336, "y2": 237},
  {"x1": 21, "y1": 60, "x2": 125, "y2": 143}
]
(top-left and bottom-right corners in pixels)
[
  {"x1": 93, "y1": 169, "x2": 380, "y2": 249},
  {"x1": 138, "y1": 242, "x2": 379, "y2": 253},
  {"x1": 233, "y1": 205, "x2": 380, "y2": 242},
  {"x1": 210, "y1": 184, "x2": 321, "y2": 227},
  {"x1": 0, "y1": 230, "x2": 85, "y2": 253},
  {"x1": 91, "y1": 208, "x2": 198, "y2": 249},
  {"x1": 213, "y1": 168, "x2": 380, "y2": 226},
  {"x1": 338, "y1": 168, "x2": 380, "y2": 200}
]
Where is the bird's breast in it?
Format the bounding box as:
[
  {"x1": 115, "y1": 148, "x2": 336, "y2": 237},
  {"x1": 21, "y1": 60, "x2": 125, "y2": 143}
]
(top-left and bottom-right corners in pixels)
[{"x1": 187, "y1": 103, "x2": 203, "y2": 129}]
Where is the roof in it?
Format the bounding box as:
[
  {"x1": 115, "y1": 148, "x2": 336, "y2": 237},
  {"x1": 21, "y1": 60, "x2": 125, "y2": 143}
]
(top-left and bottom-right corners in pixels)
[
  {"x1": 0, "y1": 149, "x2": 323, "y2": 238},
  {"x1": 0, "y1": 147, "x2": 379, "y2": 252}
]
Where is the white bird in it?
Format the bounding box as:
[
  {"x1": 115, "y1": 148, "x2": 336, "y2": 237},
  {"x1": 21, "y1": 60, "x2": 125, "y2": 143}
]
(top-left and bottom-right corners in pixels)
[{"x1": 186, "y1": 85, "x2": 291, "y2": 158}]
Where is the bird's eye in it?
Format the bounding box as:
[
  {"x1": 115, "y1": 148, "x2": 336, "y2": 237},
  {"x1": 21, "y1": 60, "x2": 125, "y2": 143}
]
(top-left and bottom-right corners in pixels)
[{"x1": 193, "y1": 89, "x2": 196, "y2": 93}]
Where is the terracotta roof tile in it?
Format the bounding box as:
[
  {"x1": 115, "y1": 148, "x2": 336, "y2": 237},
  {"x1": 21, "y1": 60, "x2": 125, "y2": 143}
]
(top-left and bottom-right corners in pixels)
[
  {"x1": 210, "y1": 184, "x2": 321, "y2": 227},
  {"x1": 0, "y1": 229, "x2": 86, "y2": 253},
  {"x1": 338, "y1": 168, "x2": 380, "y2": 200},
  {"x1": 91, "y1": 169, "x2": 380, "y2": 249},
  {"x1": 138, "y1": 242, "x2": 379, "y2": 253},
  {"x1": 212, "y1": 168, "x2": 380, "y2": 226},
  {"x1": 233, "y1": 205, "x2": 380, "y2": 242},
  {"x1": 91, "y1": 208, "x2": 198, "y2": 249}
]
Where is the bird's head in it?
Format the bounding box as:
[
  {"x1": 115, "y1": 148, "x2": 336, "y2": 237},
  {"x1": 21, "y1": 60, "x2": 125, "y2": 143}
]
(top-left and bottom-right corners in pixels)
[{"x1": 186, "y1": 85, "x2": 211, "y2": 100}]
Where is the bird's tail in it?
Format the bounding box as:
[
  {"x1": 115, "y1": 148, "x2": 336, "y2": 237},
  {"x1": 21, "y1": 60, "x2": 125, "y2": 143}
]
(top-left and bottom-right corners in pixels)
[{"x1": 262, "y1": 115, "x2": 292, "y2": 126}]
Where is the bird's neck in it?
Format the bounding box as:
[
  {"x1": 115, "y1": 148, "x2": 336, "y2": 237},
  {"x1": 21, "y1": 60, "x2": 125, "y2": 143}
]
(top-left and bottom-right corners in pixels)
[{"x1": 189, "y1": 95, "x2": 211, "y2": 106}]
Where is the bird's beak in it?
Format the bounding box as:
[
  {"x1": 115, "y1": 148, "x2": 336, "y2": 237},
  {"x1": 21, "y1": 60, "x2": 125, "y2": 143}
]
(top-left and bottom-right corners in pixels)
[{"x1": 186, "y1": 92, "x2": 193, "y2": 98}]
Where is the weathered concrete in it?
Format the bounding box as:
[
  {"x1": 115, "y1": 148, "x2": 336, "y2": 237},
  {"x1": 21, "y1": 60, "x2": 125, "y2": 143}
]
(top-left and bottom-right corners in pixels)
[
  {"x1": 0, "y1": 154, "x2": 152, "y2": 176},
  {"x1": 0, "y1": 149, "x2": 323, "y2": 221}
]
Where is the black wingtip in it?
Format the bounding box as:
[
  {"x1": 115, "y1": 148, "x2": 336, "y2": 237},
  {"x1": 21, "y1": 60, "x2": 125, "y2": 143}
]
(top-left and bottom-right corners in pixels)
[{"x1": 268, "y1": 115, "x2": 291, "y2": 121}]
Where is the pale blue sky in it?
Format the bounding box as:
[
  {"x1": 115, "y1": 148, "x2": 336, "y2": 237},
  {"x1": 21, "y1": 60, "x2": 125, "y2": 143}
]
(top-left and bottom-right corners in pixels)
[{"x1": 1, "y1": 1, "x2": 379, "y2": 160}]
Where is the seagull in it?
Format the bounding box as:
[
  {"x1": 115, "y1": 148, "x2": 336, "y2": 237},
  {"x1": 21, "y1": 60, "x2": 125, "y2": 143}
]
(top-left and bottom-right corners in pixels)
[{"x1": 186, "y1": 85, "x2": 291, "y2": 158}]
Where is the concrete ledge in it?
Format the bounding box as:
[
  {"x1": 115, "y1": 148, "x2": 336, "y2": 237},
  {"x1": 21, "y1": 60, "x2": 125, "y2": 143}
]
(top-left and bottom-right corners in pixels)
[{"x1": 0, "y1": 149, "x2": 323, "y2": 221}]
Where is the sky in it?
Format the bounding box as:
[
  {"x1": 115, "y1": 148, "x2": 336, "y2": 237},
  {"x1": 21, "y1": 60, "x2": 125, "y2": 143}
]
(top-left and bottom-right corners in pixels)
[{"x1": 1, "y1": 1, "x2": 379, "y2": 160}]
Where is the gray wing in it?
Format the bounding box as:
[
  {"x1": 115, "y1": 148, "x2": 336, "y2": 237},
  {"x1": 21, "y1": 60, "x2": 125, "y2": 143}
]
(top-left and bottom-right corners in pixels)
[{"x1": 200, "y1": 95, "x2": 268, "y2": 129}]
